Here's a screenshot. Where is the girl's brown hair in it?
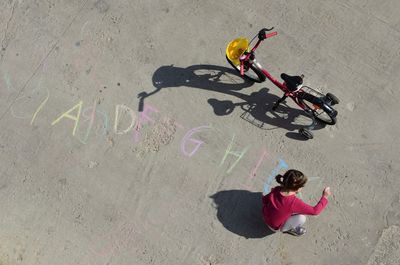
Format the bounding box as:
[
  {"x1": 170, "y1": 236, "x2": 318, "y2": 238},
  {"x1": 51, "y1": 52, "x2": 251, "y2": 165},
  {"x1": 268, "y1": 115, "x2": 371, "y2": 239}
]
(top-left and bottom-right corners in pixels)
[{"x1": 275, "y1": 169, "x2": 307, "y2": 191}]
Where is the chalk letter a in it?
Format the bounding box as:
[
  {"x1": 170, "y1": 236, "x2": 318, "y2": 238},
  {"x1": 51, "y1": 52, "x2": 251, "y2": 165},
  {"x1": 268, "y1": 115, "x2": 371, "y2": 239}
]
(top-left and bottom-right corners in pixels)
[{"x1": 51, "y1": 101, "x2": 83, "y2": 136}]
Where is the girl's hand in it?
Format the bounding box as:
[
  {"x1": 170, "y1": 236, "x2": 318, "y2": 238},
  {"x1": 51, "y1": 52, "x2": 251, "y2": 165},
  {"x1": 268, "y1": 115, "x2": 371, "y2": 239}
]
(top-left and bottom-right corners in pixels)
[{"x1": 323, "y1": 187, "x2": 331, "y2": 198}]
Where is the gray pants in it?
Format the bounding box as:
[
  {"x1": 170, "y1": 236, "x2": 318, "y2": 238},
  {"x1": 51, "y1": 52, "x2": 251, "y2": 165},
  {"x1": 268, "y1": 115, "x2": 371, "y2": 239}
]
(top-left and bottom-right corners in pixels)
[
  {"x1": 281, "y1": 214, "x2": 306, "y2": 232},
  {"x1": 267, "y1": 214, "x2": 307, "y2": 232}
]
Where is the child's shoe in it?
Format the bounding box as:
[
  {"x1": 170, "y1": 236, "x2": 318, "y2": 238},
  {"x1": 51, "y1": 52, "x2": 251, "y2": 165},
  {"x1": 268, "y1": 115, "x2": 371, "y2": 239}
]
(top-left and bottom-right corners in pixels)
[{"x1": 283, "y1": 226, "x2": 306, "y2": 236}]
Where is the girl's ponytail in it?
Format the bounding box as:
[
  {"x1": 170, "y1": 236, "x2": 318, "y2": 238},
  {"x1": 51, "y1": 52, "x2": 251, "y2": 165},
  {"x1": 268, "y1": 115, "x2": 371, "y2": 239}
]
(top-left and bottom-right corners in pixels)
[
  {"x1": 276, "y1": 169, "x2": 308, "y2": 191},
  {"x1": 275, "y1": 174, "x2": 285, "y2": 184}
]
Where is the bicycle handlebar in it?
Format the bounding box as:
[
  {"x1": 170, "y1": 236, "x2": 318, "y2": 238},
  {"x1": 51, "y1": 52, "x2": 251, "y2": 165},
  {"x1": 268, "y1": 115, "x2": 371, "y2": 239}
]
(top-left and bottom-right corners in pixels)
[
  {"x1": 265, "y1": 31, "x2": 278, "y2": 38},
  {"x1": 258, "y1": 27, "x2": 277, "y2": 40},
  {"x1": 238, "y1": 27, "x2": 277, "y2": 76}
]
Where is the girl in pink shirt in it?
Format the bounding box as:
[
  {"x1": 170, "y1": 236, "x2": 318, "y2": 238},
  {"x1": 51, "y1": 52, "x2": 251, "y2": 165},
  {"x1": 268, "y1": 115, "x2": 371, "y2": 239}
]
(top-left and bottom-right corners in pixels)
[{"x1": 262, "y1": 169, "x2": 331, "y2": 236}]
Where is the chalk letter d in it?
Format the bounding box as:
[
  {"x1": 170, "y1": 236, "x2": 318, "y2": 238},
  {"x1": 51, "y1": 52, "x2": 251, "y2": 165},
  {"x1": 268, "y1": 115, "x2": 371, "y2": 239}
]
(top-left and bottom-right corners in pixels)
[{"x1": 114, "y1": 104, "x2": 136, "y2": 134}]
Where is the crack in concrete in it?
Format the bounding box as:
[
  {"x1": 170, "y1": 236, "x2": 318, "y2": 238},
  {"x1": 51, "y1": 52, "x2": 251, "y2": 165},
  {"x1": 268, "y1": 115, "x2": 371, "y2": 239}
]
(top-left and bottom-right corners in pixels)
[
  {"x1": 0, "y1": 0, "x2": 17, "y2": 62},
  {"x1": 0, "y1": 0, "x2": 90, "y2": 123},
  {"x1": 1, "y1": 0, "x2": 17, "y2": 49}
]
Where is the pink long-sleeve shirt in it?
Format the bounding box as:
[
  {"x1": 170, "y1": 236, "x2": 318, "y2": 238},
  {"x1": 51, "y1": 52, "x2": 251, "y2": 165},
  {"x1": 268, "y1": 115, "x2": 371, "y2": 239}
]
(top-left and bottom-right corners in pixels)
[{"x1": 262, "y1": 186, "x2": 328, "y2": 230}]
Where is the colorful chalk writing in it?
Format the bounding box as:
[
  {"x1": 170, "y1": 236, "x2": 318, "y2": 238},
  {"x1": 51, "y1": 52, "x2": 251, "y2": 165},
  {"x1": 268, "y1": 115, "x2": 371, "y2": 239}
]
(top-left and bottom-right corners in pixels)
[
  {"x1": 180, "y1": 125, "x2": 212, "y2": 157},
  {"x1": 4, "y1": 81, "x2": 298, "y2": 196},
  {"x1": 220, "y1": 134, "x2": 249, "y2": 173}
]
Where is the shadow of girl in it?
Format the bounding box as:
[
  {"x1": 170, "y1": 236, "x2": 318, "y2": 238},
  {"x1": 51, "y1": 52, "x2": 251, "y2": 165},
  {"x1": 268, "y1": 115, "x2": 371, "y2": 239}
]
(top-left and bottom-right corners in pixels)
[{"x1": 210, "y1": 190, "x2": 275, "y2": 239}]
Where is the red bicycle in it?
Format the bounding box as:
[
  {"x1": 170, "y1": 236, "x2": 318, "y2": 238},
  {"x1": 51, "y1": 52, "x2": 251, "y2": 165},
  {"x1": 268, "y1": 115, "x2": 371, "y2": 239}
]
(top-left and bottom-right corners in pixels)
[{"x1": 226, "y1": 27, "x2": 339, "y2": 139}]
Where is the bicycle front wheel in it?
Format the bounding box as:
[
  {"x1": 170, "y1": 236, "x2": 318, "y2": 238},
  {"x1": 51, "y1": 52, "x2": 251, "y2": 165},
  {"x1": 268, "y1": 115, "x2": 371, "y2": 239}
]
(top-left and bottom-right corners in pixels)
[
  {"x1": 299, "y1": 92, "x2": 337, "y2": 125},
  {"x1": 226, "y1": 55, "x2": 266, "y2": 83}
]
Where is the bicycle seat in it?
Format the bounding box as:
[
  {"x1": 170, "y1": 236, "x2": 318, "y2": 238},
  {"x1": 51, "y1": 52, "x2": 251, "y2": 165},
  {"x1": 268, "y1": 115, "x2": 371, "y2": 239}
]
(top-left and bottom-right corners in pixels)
[{"x1": 281, "y1": 73, "x2": 303, "y2": 91}]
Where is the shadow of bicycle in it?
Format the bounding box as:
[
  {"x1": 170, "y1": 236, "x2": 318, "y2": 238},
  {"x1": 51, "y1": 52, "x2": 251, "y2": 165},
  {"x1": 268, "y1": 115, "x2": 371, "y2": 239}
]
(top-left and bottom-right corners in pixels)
[
  {"x1": 138, "y1": 64, "x2": 324, "y2": 138},
  {"x1": 138, "y1": 64, "x2": 254, "y2": 110}
]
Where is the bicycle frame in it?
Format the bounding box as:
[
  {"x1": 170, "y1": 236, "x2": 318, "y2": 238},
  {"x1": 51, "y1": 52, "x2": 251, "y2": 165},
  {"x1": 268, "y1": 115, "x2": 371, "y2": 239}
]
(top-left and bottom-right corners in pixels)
[{"x1": 240, "y1": 32, "x2": 310, "y2": 112}]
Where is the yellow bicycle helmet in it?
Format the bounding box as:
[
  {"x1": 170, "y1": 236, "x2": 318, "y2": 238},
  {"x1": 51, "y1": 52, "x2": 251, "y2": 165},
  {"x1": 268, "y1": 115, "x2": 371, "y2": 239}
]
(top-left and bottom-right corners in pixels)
[{"x1": 226, "y1": 38, "x2": 249, "y2": 66}]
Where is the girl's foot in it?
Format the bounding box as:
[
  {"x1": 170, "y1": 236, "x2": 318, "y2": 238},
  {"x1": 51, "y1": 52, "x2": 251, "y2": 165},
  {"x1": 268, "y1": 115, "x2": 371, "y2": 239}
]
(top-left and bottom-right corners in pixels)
[{"x1": 283, "y1": 226, "x2": 306, "y2": 236}]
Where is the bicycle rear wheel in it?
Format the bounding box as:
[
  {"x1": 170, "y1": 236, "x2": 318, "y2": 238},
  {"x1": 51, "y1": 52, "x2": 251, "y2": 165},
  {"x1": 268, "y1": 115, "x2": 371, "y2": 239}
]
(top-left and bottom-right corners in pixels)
[
  {"x1": 299, "y1": 92, "x2": 337, "y2": 125},
  {"x1": 226, "y1": 55, "x2": 266, "y2": 83}
]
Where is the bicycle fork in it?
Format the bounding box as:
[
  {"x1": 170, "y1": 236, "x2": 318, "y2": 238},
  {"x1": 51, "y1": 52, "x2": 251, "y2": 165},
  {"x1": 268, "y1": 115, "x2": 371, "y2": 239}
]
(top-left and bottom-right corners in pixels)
[
  {"x1": 272, "y1": 94, "x2": 287, "y2": 111},
  {"x1": 272, "y1": 92, "x2": 318, "y2": 134}
]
